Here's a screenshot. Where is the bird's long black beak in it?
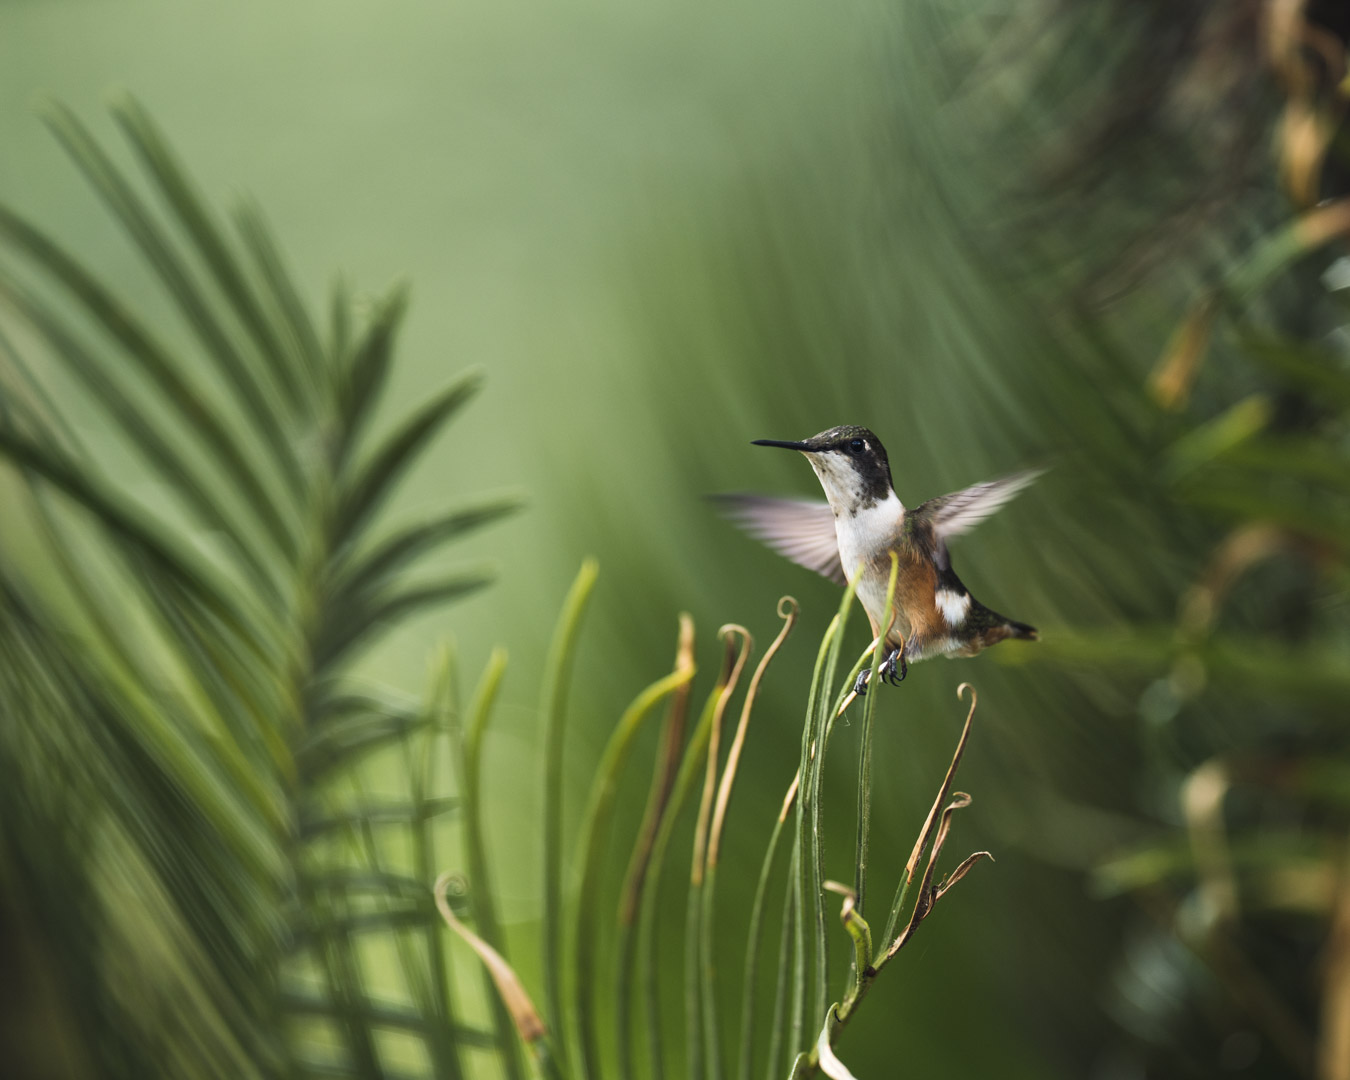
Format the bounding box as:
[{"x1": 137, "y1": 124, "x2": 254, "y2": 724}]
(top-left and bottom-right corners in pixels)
[{"x1": 751, "y1": 438, "x2": 812, "y2": 451}]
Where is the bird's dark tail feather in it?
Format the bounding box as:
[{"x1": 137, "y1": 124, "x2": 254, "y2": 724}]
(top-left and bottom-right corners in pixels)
[{"x1": 1007, "y1": 619, "x2": 1039, "y2": 641}]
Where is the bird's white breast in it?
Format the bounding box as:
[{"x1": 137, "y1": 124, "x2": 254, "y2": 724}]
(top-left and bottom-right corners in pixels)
[
  {"x1": 834, "y1": 490, "x2": 903, "y2": 579},
  {"x1": 834, "y1": 491, "x2": 905, "y2": 629}
]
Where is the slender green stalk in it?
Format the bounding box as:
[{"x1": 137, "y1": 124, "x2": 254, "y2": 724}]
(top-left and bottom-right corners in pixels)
[
  {"x1": 699, "y1": 857, "x2": 724, "y2": 1080},
  {"x1": 687, "y1": 628, "x2": 751, "y2": 1080},
  {"x1": 854, "y1": 554, "x2": 899, "y2": 921},
  {"x1": 450, "y1": 646, "x2": 526, "y2": 1080},
  {"x1": 638, "y1": 633, "x2": 748, "y2": 1080},
  {"x1": 791, "y1": 613, "x2": 839, "y2": 1055},
  {"x1": 539, "y1": 560, "x2": 600, "y2": 1063},
  {"x1": 687, "y1": 858, "x2": 708, "y2": 1080},
  {"x1": 702, "y1": 599, "x2": 796, "y2": 1080},
  {"x1": 736, "y1": 778, "x2": 797, "y2": 1080},
  {"x1": 572, "y1": 655, "x2": 697, "y2": 1080},
  {"x1": 407, "y1": 652, "x2": 465, "y2": 1080},
  {"x1": 616, "y1": 616, "x2": 695, "y2": 1080},
  {"x1": 778, "y1": 843, "x2": 803, "y2": 1080},
  {"x1": 806, "y1": 583, "x2": 858, "y2": 1034}
]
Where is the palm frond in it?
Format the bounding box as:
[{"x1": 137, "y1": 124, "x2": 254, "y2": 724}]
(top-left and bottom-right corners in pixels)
[{"x1": 0, "y1": 100, "x2": 518, "y2": 1079}]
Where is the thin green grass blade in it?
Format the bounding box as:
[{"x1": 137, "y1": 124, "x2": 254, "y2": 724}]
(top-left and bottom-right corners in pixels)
[
  {"x1": 616, "y1": 615, "x2": 695, "y2": 1080},
  {"x1": 447, "y1": 646, "x2": 527, "y2": 1080},
  {"x1": 737, "y1": 776, "x2": 798, "y2": 1080},
  {"x1": 0, "y1": 202, "x2": 301, "y2": 562},
  {"x1": 636, "y1": 634, "x2": 746, "y2": 1080},
  {"x1": 702, "y1": 601, "x2": 796, "y2": 1080},
  {"x1": 805, "y1": 584, "x2": 859, "y2": 1032},
  {"x1": 854, "y1": 554, "x2": 899, "y2": 919},
  {"x1": 688, "y1": 628, "x2": 752, "y2": 1080},
  {"x1": 41, "y1": 102, "x2": 307, "y2": 500},
  {"x1": 686, "y1": 862, "x2": 706, "y2": 1080},
  {"x1": 791, "y1": 616, "x2": 840, "y2": 1059},
  {"x1": 572, "y1": 655, "x2": 697, "y2": 1080},
  {"x1": 332, "y1": 368, "x2": 483, "y2": 546},
  {"x1": 766, "y1": 845, "x2": 799, "y2": 1080},
  {"x1": 540, "y1": 560, "x2": 600, "y2": 1064},
  {"x1": 407, "y1": 655, "x2": 466, "y2": 1080},
  {"x1": 110, "y1": 94, "x2": 306, "y2": 415}
]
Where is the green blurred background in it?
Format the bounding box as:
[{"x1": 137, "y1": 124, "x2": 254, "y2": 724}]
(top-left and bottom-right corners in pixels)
[{"x1": 3, "y1": 2, "x2": 1348, "y2": 1078}]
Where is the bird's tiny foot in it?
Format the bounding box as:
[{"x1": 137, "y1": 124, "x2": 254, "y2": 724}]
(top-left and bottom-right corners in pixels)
[
  {"x1": 852, "y1": 667, "x2": 872, "y2": 697},
  {"x1": 880, "y1": 647, "x2": 907, "y2": 686}
]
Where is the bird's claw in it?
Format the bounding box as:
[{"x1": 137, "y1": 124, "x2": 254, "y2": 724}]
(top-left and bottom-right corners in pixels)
[
  {"x1": 880, "y1": 646, "x2": 907, "y2": 686},
  {"x1": 853, "y1": 647, "x2": 907, "y2": 698},
  {"x1": 852, "y1": 667, "x2": 872, "y2": 697}
]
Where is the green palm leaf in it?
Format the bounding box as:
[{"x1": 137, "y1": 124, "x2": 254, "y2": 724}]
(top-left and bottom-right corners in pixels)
[{"x1": 0, "y1": 100, "x2": 518, "y2": 1080}]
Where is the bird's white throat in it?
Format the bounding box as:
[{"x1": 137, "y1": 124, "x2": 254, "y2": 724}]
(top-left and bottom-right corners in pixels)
[
  {"x1": 832, "y1": 490, "x2": 904, "y2": 583},
  {"x1": 806, "y1": 453, "x2": 900, "y2": 515}
]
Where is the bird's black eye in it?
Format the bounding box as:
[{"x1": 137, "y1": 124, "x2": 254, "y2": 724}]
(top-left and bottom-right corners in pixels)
[{"x1": 848, "y1": 438, "x2": 865, "y2": 454}]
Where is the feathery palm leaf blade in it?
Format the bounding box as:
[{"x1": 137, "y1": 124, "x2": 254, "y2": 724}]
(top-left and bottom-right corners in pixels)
[
  {"x1": 39, "y1": 101, "x2": 308, "y2": 501},
  {"x1": 0, "y1": 266, "x2": 284, "y2": 600},
  {"x1": 0, "y1": 101, "x2": 520, "y2": 1080},
  {"x1": 110, "y1": 94, "x2": 307, "y2": 415},
  {"x1": 333, "y1": 369, "x2": 483, "y2": 548},
  {"x1": 0, "y1": 200, "x2": 302, "y2": 562}
]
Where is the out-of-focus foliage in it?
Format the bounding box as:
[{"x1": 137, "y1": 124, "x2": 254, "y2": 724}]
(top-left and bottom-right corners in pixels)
[
  {"x1": 1043, "y1": 5, "x2": 1350, "y2": 1077},
  {"x1": 2, "y1": 1, "x2": 1350, "y2": 1079},
  {"x1": 0, "y1": 103, "x2": 520, "y2": 1079}
]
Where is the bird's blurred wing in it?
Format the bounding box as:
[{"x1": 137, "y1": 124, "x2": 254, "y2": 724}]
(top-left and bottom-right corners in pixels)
[
  {"x1": 712, "y1": 494, "x2": 845, "y2": 585},
  {"x1": 917, "y1": 470, "x2": 1043, "y2": 568}
]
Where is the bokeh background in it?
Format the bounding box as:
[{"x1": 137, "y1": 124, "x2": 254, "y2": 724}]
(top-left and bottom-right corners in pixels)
[{"x1": 2, "y1": 2, "x2": 1348, "y2": 1078}]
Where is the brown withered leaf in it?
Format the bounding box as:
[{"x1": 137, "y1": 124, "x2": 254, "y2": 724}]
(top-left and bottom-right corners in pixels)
[{"x1": 433, "y1": 872, "x2": 547, "y2": 1045}]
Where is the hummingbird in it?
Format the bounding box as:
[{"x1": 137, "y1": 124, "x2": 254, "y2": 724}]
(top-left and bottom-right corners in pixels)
[{"x1": 718, "y1": 425, "x2": 1041, "y2": 691}]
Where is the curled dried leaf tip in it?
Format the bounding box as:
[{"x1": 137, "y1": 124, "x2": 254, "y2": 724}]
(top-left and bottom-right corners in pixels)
[
  {"x1": 935, "y1": 850, "x2": 994, "y2": 902},
  {"x1": 717, "y1": 622, "x2": 753, "y2": 649},
  {"x1": 434, "y1": 872, "x2": 547, "y2": 1045}
]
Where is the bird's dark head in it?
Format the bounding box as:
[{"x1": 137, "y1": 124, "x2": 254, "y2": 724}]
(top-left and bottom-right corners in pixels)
[{"x1": 752, "y1": 426, "x2": 895, "y2": 510}]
